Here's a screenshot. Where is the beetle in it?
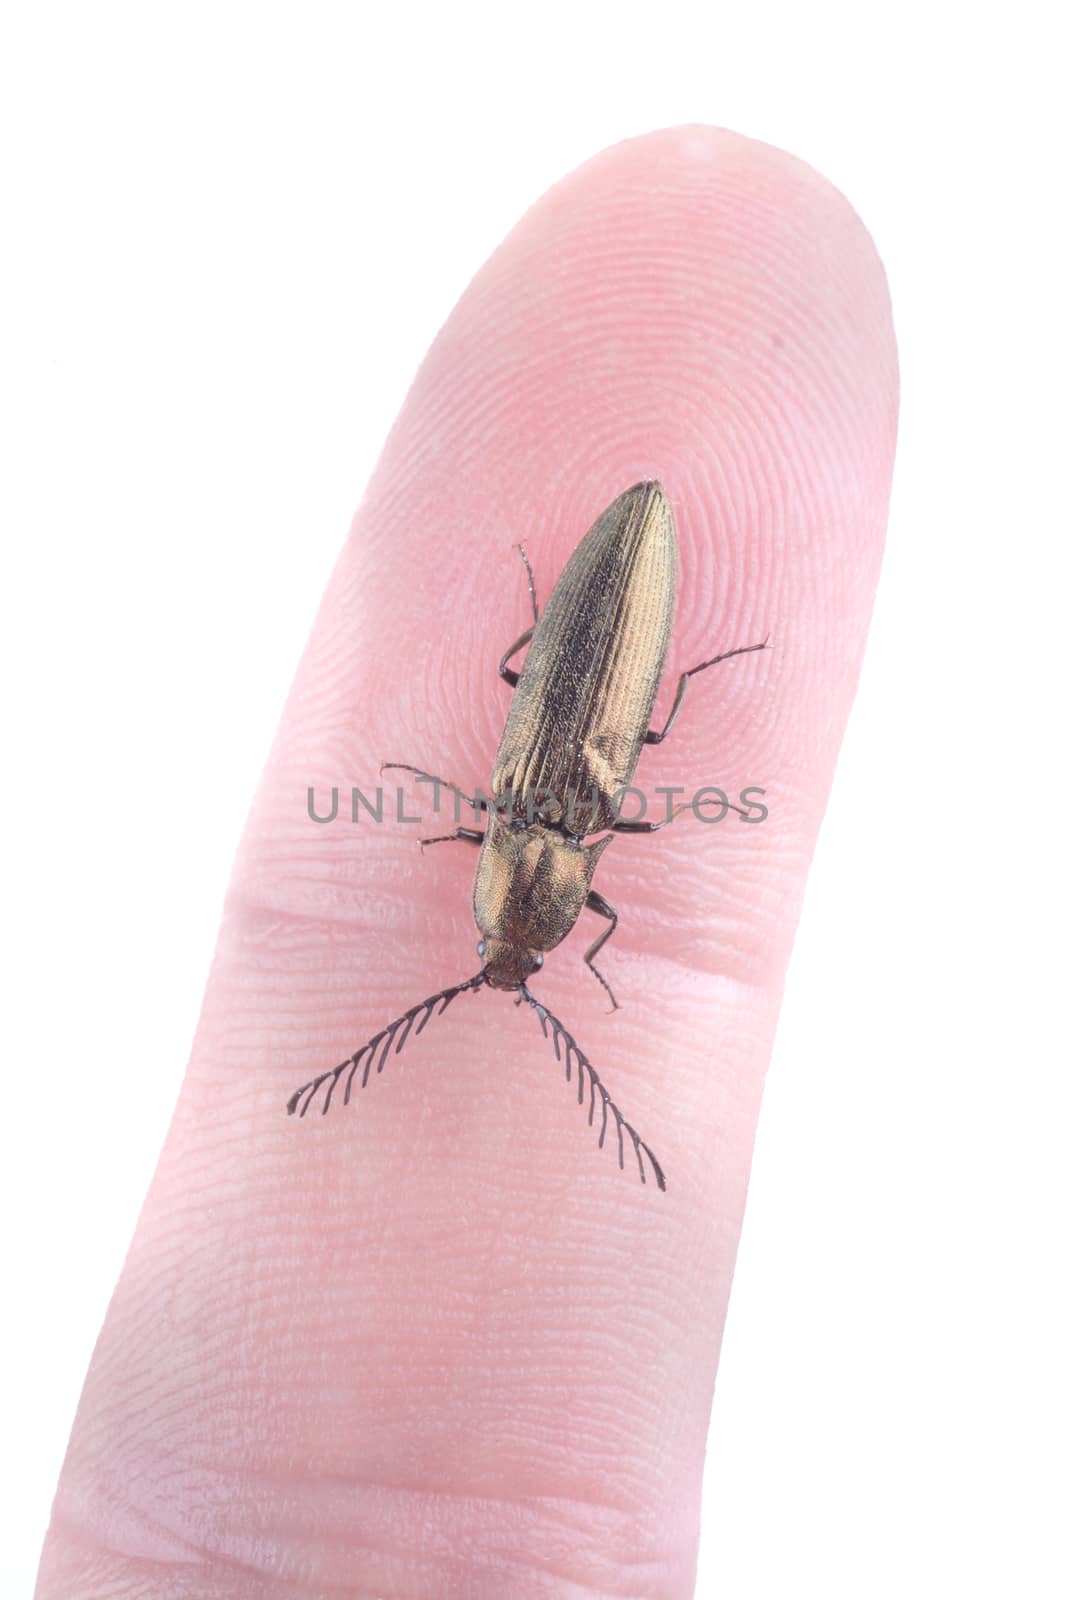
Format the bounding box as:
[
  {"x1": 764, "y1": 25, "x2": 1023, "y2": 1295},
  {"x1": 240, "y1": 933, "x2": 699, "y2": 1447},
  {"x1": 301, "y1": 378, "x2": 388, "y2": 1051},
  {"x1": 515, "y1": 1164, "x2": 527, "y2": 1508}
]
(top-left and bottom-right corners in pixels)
[{"x1": 287, "y1": 482, "x2": 767, "y2": 1189}]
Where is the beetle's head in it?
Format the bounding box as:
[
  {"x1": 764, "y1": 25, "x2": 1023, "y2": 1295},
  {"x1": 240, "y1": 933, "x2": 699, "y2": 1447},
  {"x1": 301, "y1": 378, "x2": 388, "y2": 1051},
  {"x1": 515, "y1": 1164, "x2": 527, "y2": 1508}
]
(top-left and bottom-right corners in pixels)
[{"x1": 477, "y1": 938, "x2": 543, "y2": 990}]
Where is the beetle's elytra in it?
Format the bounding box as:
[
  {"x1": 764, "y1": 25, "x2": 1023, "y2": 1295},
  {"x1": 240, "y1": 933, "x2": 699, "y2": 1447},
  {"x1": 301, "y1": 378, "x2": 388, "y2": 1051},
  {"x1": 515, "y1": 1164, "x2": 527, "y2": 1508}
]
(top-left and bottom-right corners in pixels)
[{"x1": 288, "y1": 482, "x2": 768, "y2": 1190}]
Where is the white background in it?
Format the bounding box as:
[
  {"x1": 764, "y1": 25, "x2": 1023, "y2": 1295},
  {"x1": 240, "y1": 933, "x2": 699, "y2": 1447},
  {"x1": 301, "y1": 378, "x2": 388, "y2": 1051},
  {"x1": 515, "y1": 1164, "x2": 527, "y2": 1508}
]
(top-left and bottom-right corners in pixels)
[{"x1": 2, "y1": 4, "x2": 1063, "y2": 1596}]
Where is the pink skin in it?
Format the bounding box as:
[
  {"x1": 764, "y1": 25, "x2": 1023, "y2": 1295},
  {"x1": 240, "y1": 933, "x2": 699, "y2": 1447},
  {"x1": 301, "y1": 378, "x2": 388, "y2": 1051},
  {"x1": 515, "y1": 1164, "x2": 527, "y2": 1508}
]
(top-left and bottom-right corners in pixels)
[{"x1": 36, "y1": 127, "x2": 897, "y2": 1599}]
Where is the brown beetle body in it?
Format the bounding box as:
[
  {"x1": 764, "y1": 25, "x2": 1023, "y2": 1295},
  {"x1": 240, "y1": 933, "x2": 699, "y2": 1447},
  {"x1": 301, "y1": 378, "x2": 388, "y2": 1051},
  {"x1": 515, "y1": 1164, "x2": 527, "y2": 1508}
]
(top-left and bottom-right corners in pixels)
[
  {"x1": 289, "y1": 481, "x2": 768, "y2": 1190},
  {"x1": 476, "y1": 481, "x2": 676, "y2": 991},
  {"x1": 492, "y1": 482, "x2": 677, "y2": 834}
]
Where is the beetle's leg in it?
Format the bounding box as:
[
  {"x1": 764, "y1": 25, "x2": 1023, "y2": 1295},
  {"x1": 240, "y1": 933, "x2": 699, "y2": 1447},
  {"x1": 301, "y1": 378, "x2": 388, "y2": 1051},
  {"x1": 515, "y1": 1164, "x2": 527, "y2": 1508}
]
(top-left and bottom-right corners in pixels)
[
  {"x1": 516, "y1": 542, "x2": 539, "y2": 624},
  {"x1": 612, "y1": 797, "x2": 747, "y2": 831},
  {"x1": 498, "y1": 545, "x2": 540, "y2": 687},
  {"x1": 583, "y1": 889, "x2": 620, "y2": 1011},
  {"x1": 499, "y1": 624, "x2": 534, "y2": 688},
  {"x1": 380, "y1": 762, "x2": 489, "y2": 814},
  {"x1": 645, "y1": 638, "x2": 769, "y2": 744},
  {"x1": 419, "y1": 826, "x2": 485, "y2": 850}
]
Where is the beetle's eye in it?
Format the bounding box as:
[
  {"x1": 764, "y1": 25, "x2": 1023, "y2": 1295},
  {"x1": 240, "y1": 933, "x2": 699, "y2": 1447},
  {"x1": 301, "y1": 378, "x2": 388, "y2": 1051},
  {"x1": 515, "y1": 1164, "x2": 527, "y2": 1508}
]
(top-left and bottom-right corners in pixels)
[
  {"x1": 477, "y1": 939, "x2": 486, "y2": 959},
  {"x1": 533, "y1": 952, "x2": 544, "y2": 970}
]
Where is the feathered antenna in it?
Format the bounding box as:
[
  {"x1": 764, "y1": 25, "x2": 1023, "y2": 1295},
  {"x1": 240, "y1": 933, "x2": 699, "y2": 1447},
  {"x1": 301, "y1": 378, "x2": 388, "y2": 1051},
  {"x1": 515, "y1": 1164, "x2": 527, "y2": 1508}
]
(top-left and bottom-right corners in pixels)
[
  {"x1": 286, "y1": 969, "x2": 488, "y2": 1118},
  {"x1": 517, "y1": 985, "x2": 666, "y2": 1191}
]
